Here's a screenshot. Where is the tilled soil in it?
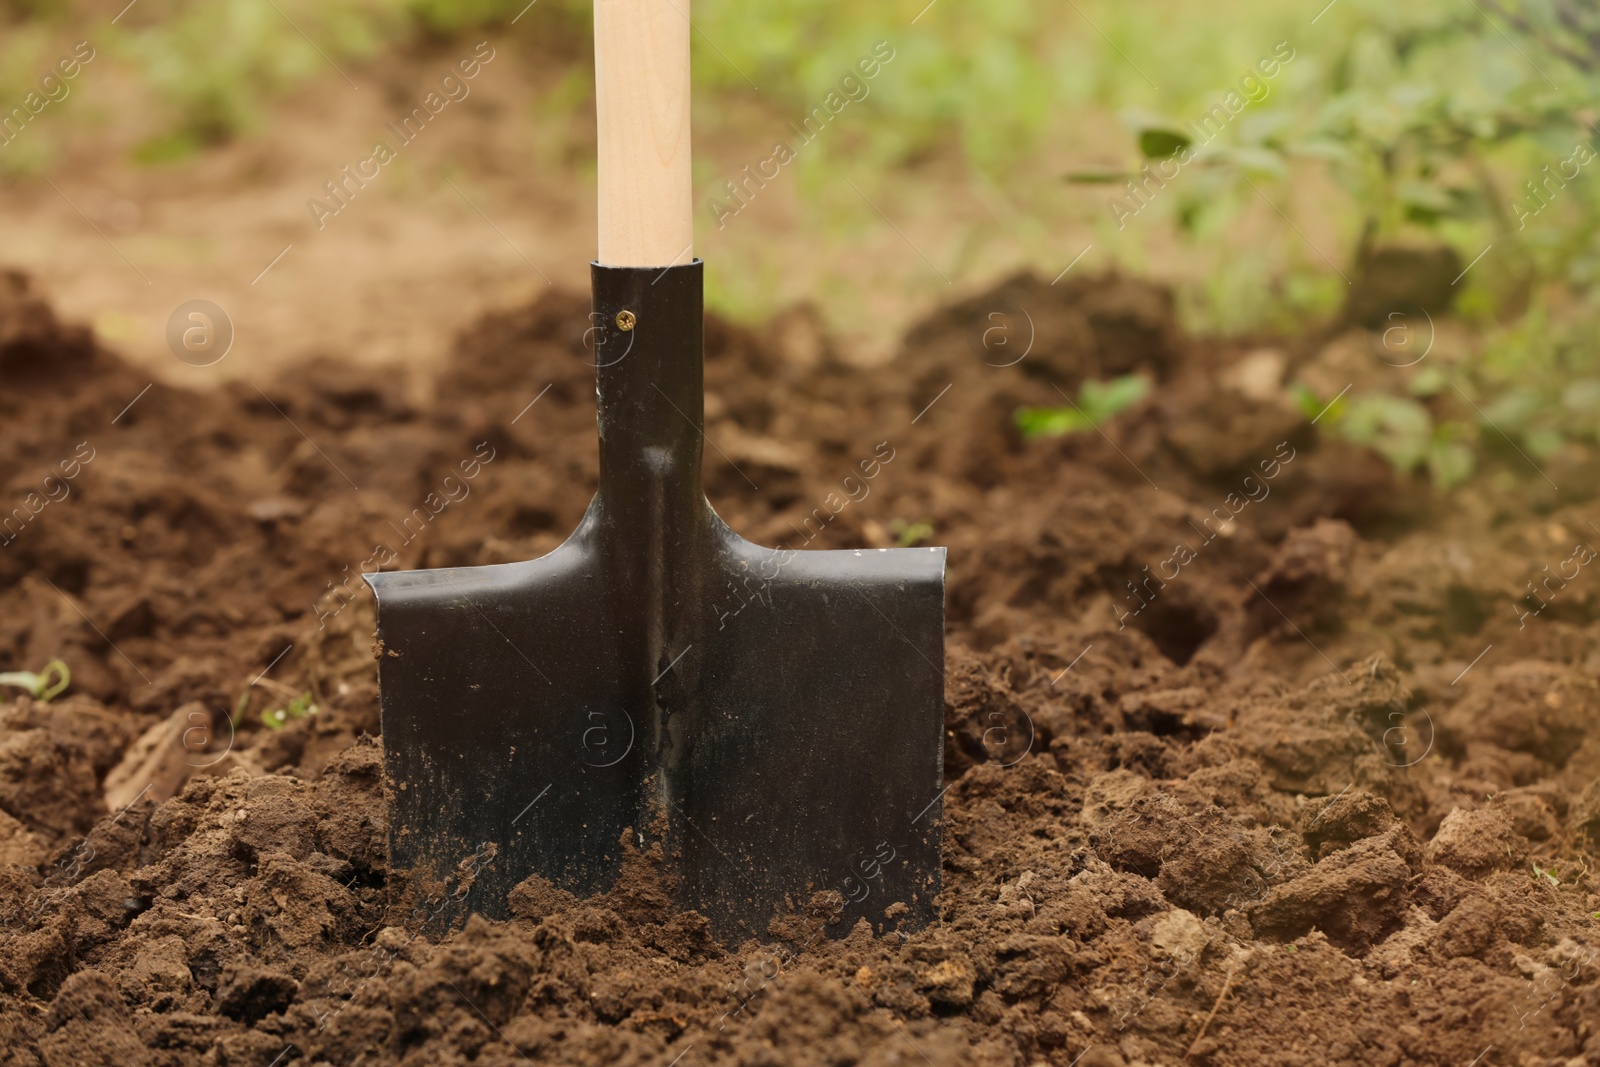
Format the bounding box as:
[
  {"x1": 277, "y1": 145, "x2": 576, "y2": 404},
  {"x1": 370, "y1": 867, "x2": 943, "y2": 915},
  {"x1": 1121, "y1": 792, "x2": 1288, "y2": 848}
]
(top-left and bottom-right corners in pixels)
[{"x1": 1, "y1": 267, "x2": 1598, "y2": 1066}]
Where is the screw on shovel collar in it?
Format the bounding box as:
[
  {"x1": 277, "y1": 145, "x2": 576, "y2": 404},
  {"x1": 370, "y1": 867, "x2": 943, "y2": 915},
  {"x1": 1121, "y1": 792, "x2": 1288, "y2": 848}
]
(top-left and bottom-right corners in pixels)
[{"x1": 367, "y1": 261, "x2": 946, "y2": 943}]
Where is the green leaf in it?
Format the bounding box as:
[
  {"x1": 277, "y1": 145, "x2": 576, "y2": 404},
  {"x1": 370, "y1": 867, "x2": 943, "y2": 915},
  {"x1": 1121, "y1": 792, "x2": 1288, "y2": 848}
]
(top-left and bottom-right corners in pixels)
[
  {"x1": 1015, "y1": 406, "x2": 1093, "y2": 439},
  {"x1": 1289, "y1": 139, "x2": 1355, "y2": 164},
  {"x1": 1015, "y1": 375, "x2": 1149, "y2": 441},
  {"x1": 1525, "y1": 427, "x2": 1565, "y2": 458},
  {"x1": 891, "y1": 519, "x2": 935, "y2": 548},
  {"x1": 1063, "y1": 169, "x2": 1127, "y2": 184},
  {"x1": 260, "y1": 692, "x2": 318, "y2": 731},
  {"x1": 1427, "y1": 440, "x2": 1475, "y2": 488},
  {"x1": 1562, "y1": 379, "x2": 1600, "y2": 413},
  {"x1": 1294, "y1": 384, "x2": 1348, "y2": 423},
  {"x1": 1237, "y1": 111, "x2": 1291, "y2": 146},
  {"x1": 132, "y1": 133, "x2": 203, "y2": 167},
  {"x1": 1079, "y1": 374, "x2": 1151, "y2": 421},
  {"x1": 1118, "y1": 108, "x2": 1192, "y2": 161},
  {"x1": 1341, "y1": 394, "x2": 1433, "y2": 473},
  {"x1": 1481, "y1": 388, "x2": 1542, "y2": 432},
  {"x1": 1409, "y1": 366, "x2": 1447, "y2": 397},
  {"x1": 1139, "y1": 127, "x2": 1192, "y2": 160},
  {"x1": 1219, "y1": 145, "x2": 1288, "y2": 177},
  {"x1": 1396, "y1": 182, "x2": 1454, "y2": 213}
]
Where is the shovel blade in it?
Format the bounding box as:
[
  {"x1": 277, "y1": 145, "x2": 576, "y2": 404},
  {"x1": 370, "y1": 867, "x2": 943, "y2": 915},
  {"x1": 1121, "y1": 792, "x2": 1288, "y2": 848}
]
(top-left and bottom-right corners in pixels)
[{"x1": 369, "y1": 527, "x2": 945, "y2": 940}]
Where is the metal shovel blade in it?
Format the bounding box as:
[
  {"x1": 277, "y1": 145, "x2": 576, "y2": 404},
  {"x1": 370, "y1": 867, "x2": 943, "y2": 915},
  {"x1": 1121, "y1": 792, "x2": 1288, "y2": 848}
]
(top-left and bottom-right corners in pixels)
[{"x1": 367, "y1": 262, "x2": 945, "y2": 942}]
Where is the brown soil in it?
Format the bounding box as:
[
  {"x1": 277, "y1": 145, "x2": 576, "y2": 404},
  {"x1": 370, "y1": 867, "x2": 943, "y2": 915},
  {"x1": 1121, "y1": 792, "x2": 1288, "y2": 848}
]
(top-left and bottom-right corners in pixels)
[{"x1": 2, "y1": 267, "x2": 1599, "y2": 1067}]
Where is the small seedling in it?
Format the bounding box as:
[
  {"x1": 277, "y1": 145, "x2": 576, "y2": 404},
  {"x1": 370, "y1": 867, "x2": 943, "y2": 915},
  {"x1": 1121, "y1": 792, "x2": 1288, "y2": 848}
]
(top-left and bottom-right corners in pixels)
[
  {"x1": 233, "y1": 676, "x2": 317, "y2": 731},
  {"x1": 1014, "y1": 375, "x2": 1149, "y2": 440},
  {"x1": 0, "y1": 659, "x2": 70, "y2": 703},
  {"x1": 1532, "y1": 864, "x2": 1561, "y2": 888},
  {"x1": 260, "y1": 692, "x2": 318, "y2": 731},
  {"x1": 891, "y1": 519, "x2": 935, "y2": 548},
  {"x1": 1293, "y1": 383, "x2": 1341, "y2": 423}
]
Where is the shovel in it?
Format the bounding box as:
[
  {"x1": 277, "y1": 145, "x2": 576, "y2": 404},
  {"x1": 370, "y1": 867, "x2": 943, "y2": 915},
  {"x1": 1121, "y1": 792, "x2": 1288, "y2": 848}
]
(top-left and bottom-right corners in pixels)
[{"x1": 367, "y1": 0, "x2": 945, "y2": 943}]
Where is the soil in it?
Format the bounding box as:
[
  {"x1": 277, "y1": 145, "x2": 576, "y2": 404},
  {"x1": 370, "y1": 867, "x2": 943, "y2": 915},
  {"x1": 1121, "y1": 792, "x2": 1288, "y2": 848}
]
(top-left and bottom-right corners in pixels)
[{"x1": 2, "y1": 265, "x2": 1599, "y2": 1067}]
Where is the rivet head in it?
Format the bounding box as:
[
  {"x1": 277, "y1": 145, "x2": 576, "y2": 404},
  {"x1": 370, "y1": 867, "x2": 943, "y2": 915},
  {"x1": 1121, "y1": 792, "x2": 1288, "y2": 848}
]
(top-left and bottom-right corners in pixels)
[{"x1": 616, "y1": 310, "x2": 636, "y2": 331}]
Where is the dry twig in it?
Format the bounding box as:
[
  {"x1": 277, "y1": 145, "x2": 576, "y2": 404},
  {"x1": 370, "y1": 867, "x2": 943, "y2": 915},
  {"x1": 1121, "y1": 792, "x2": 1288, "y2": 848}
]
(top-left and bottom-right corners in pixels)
[{"x1": 1184, "y1": 965, "x2": 1239, "y2": 1060}]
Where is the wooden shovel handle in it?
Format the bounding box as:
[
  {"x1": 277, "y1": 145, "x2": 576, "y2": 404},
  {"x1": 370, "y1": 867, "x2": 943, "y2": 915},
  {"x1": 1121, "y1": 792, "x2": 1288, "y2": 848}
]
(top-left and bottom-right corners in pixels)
[{"x1": 595, "y1": 0, "x2": 693, "y2": 267}]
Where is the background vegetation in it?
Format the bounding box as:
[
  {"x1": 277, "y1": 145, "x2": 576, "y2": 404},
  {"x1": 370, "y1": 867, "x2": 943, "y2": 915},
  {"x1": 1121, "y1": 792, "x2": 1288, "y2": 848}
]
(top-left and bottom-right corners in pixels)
[{"x1": 2, "y1": 0, "x2": 1597, "y2": 488}]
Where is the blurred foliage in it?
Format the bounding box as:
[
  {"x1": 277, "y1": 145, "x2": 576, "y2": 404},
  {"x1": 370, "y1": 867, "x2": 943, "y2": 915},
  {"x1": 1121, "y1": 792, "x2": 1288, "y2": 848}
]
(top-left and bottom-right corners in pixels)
[
  {"x1": 4, "y1": 0, "x2": 1600, "y2": 489},
  {"x1": 1092, "y1": 0, "x2": 1600, "y2": 486},
  {"x1": 1101, "y1": 2, "x2": 1600, "y2": 309},
  {"x1": 1336, "y1": 392, "x2": 1478, "y2": 488},
  {"x1": 0, "y1": 0, "x2": 1056, "y2": 173},
  {"x1": 890, "y1": 518, "x2": 935, "y2": 548}
]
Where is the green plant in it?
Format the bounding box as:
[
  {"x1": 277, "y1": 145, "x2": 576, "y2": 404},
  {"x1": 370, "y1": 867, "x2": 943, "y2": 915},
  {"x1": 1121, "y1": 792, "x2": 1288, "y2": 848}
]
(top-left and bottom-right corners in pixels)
[
  {"x1": 260, "y1": 692, "x2": 318, "y2": 730},
  {"x1": 1479, "y1": 0, "x2": 1600, "y2": 73},
  {"x1": 1014, "y1": 374, "x2": 1150, "y2": 440},
  {"x1": 1296, "y1": 385, "x2": 1479, "y2": 488},
  {"x1": 233, "y1": 678, "x2": 317, "y2": 731},
  {"x1": 1072, "y1": 0, "x2": 1600, "y2": 338},
  {"x1": 890, "y1": 518, "x2": 934, "y2": 547},
  {"x1": 0, "y1": 658, "x2": 70, "y2": 702},
  {"x1": 127, "y1": 0, "x2": 395, "y2": 153}
]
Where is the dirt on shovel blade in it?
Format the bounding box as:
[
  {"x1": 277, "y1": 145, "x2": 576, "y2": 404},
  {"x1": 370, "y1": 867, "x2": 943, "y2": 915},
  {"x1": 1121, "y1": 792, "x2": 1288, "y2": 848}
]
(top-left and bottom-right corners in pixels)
[{"x1": 1, "y1": 267, "x2": 1598, "y2": 1066}]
